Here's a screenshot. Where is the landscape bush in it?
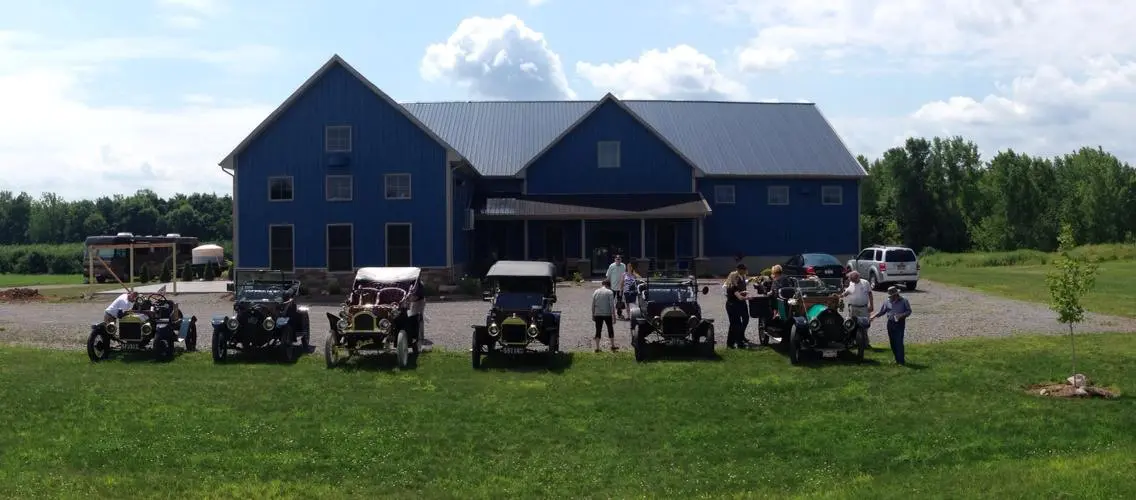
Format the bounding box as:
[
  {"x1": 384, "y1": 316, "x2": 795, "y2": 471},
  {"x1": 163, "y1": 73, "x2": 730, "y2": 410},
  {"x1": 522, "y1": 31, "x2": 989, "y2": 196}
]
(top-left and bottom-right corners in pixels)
[
  {"x1": 920, "y1": 243, "x2": 1136, "y2": 269},
  {"x1": 0, "y1": 241, "x2": 232, "y2": 276}
]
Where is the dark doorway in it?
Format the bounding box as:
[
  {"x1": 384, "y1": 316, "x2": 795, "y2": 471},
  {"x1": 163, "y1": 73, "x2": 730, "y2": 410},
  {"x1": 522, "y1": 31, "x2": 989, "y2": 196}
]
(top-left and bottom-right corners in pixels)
[
  {"x1": 591, "y1": 228, "x2": 629, "y2": 276},
  {"x1": 655, "y1": 222, "x2": 677, "y2": 261},
  {"x1": 544, "y1": 223, "x2": 566, "y2": 276}
]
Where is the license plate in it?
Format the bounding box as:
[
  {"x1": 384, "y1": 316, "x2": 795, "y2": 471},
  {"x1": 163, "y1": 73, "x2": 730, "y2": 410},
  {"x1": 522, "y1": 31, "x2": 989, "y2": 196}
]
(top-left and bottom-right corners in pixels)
[
  {"x1": 824, "y1": 269, "x2": 834, "y2": 275},
  {"x1": 502, "y1": 347, "x2": 526, "y2": 355},
  {"x1": 822, "y1": 349, "x2": 838, "y2": 358},
  {"x1": 897, "y1": 264, "x2": 907, "y2": 270}
]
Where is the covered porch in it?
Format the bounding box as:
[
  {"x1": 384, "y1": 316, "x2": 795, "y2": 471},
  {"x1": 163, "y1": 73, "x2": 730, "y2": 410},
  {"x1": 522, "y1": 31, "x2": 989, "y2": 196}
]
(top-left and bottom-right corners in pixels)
[{"x1": 472, "y1": 193, "x2": 712, "y2": 277}]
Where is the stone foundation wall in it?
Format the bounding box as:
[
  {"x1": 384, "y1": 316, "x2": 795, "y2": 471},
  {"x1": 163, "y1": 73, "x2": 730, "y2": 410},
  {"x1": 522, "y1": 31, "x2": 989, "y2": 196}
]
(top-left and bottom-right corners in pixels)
[{"x1": 293, "y1": 267, "x2": 458, "y2": 295}]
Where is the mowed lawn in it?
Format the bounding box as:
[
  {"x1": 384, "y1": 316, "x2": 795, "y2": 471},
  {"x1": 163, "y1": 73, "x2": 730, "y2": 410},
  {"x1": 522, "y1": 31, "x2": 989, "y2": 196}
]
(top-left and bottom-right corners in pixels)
[
  {"x1": 921, "y1": 260, "x2": 1136, "y2": 318},
  {"x1": 0, "y1": 273, "x2": 84, "y2": 287},
  {"x1": 1, "y1": 335, "x2": 1134, "y2": 499}
]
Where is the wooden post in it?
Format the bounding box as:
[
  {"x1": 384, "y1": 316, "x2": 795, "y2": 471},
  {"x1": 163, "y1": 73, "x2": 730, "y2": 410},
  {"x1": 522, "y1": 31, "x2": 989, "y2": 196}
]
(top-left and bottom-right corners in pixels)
[
  {"x1": 128, "y1": 243, "x2": 135, "y2": 284},
  {"x1": 171, "y1": 243, "x2": 178, "y2": 294},
  {"x1": 87, "y1": 246, "x2": 94, "y2": 294}
]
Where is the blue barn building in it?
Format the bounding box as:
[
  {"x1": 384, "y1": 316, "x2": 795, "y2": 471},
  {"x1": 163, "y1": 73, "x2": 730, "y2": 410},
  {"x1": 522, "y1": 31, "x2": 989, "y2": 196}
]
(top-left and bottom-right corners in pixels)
[{"x1": 219, "y1": 55, "x2": 867, "y2": 289}]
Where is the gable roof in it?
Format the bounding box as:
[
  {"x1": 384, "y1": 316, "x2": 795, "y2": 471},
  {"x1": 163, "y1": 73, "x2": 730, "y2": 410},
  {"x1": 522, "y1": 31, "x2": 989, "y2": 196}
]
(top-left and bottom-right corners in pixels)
[
  {"x1": 217, "y1": 54, "x2": 462, "y2": 169},
  {"x1": 404, "y1": 100, "x2": 867, "y2": 178}
]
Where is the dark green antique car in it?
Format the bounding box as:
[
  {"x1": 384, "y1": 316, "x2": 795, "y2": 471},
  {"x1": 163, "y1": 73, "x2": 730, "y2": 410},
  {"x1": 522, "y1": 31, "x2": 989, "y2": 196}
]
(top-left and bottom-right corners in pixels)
[
  {"x1": 471, "y1": 260, "x2": 561, "y2": 368},
  {"x1": 211, "y1": 269, "x2": 310, "y2": 363},
  {"x1": 628, "y1": 265, "x2": 714, "y2": 362},
  {"x1": 87, "y1": 286, "x2": 198, "y2": 362},
  {"x1": 748, "y1": 276, "x2": 868, "y2": 364}
]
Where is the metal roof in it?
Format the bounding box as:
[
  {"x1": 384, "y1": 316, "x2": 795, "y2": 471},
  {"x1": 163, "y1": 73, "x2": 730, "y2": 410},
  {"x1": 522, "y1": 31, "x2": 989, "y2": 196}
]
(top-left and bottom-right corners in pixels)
[
  {"x1": 480, "y1": 193, "x2": 711, "y2": 220},
  {"x1": 403, "y1": 100, "x2": 866, "y2": 178},
  {"x1": 485, "y1": 260, "x2": 557, "y2": 278}
]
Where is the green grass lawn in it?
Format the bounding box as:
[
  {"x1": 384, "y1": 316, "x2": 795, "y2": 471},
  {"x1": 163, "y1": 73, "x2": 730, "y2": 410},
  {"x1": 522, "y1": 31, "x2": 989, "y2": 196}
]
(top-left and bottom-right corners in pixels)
[
  {"x1": 0, "y1": 273, "x2": 84, "y2": 287},
  {"x1": 921, "y1": 260, "x2": 1136, "y2": 318},
  {"x1": 1, "y1": 334, "x2": 1134, "y2": 499}
]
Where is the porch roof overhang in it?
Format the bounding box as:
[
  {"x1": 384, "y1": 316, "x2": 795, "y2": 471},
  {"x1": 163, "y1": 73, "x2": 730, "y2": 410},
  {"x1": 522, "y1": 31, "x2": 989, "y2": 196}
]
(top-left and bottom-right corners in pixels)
[{"x1": 477, "y1": 193, "x2": 712, "y2": 220}]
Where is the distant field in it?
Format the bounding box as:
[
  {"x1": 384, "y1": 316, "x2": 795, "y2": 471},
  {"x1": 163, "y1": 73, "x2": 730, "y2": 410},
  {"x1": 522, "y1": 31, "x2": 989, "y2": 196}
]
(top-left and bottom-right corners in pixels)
[
  {"x1": 0, "y1": 333, "x2": 1134, "y2": 498},
  {"x1": 920, "y1": 244, "x2": 1136, "y2": 317},
  {"x1": 0, "y1": 274, "x2": 83, "y2": 287}
]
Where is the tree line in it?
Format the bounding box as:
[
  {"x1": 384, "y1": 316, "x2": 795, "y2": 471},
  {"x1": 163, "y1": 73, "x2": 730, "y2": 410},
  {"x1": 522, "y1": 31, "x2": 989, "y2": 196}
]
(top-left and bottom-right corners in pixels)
[{"x1": 0, "y1": 135, "x2": 1134, "y2": 262}]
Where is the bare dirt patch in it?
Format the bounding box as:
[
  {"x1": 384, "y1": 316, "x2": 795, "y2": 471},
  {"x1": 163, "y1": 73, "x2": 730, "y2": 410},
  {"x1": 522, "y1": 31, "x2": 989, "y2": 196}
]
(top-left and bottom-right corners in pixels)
[
  {"x1": 0, "y1": 287, "x2": 44, "y2": 302},
  {"x1": 1027, "y1": 375, "x2": 1120, "y2": 399}
]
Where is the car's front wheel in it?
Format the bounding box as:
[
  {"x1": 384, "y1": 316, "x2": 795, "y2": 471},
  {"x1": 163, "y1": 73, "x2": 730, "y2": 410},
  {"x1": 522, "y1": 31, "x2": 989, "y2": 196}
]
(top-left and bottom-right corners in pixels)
[
  {"x1": 324, "y1": 333, "x2": 341, "y2": 369},
  {"x1": 185, "y1": 323, "x2": 198, "y2": 352},
  {"x1": 396, "y1": 330, "x2": 409, "y2": 369},
  {"x1": 279, "y1": 326, "x2": 297, "y2": 363},
  {"x1": 788, "y1": 327, "x2": 802, "y2": 365},
  {"x1": 699, "y1": 325, "x2": 715, "y2": 357},
  {"x1": 907, "y1": 281, "x2": 918, "y2": 291},
  {"x1": 471, "y1": 331, "x2": 483, "y2": 369},
  {"x1": 634, "y1": 326, "x2": 649, "y2": 362},
  {"x1": 87, "y1": 329, "x2": 109, "y2": 362},
  {"x1": 211, "y1": 330, "x2": 228, "y2": 363}
]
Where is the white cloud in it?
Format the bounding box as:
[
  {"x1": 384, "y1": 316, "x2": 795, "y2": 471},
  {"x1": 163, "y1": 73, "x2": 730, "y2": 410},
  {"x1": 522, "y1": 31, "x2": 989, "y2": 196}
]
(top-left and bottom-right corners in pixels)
[
  {"x1": 0, "y1": 32, "x2": 275, "y2": 199},
  {"x1": 156, "y1": 0, "x2": 225, "y2": 29},
  {"x1": 420, "y1": 15, "x2": 576, "y2": 100},
  {"x1": 736, "y1": 45, "x2": 797, "y2": 72},
  {"x1": 527, "y1": 0, "x2": 549, "y2": 5},
  {"x1": 576, "y1": 45, "x2": 748, "y2": 100}
]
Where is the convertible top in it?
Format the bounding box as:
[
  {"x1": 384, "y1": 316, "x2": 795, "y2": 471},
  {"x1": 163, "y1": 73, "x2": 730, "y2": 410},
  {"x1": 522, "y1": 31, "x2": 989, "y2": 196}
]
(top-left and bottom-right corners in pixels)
[
  {"x1": 486, "y1": 260, "x2": 556, "y2": 279},
  {"x1": 354, "y1": 267, "x2": 422, "y2": 284}
]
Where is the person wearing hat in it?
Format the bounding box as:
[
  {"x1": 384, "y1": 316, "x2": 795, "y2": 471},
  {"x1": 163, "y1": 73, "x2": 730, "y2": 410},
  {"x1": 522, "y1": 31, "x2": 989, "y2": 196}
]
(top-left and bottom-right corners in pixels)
[
  {"x1": 840, "y1": 271, "x2": 873, "y2": 348},
  {"x1": 871, "y1": 286, "x2": 912, "y2": 365}
]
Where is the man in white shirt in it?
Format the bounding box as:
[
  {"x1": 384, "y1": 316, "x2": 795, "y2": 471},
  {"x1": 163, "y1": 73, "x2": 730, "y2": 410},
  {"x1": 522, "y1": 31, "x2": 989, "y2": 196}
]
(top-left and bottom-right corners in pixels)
[
  {"x1": 605, "y1": 255, "x2": 627, "y2": 319},
  {"x1": 592, "y1": 279, "x2": 618, "y2": 352},
  {"x1": 104, "y1": 290, "x2": 141, "y2": 323},
  {"x1": 840, "y1": 271, "x2": 873, "y2": 347}
]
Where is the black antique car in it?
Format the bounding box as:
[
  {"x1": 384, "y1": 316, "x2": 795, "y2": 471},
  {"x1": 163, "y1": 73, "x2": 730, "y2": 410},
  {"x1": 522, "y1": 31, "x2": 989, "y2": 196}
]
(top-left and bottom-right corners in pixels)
[
  {"x1": 211, "y1": 269, "x2": 310, "y2": 363},
  {"x1": 325, "y1": 267, "x2": 425, "y2": 369},
  {"x1": 748, "y1": 276, "x2": 868, "y2": 364},
  {"x1": 87, "y1": 285, "x2": 198, "y2": 362},
  {"x1": 471, "y1": 260, "x2": 561, "y2": 368},
  {"x1": 628, "y1": 265, "x2": 714, "y2": 362}
]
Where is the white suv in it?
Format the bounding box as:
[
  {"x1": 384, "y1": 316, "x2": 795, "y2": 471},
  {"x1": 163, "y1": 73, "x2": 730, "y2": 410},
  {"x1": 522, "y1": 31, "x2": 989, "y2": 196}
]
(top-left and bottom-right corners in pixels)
[{"x1": 845, "y1": 245, "x2": 920, "y2": 291}]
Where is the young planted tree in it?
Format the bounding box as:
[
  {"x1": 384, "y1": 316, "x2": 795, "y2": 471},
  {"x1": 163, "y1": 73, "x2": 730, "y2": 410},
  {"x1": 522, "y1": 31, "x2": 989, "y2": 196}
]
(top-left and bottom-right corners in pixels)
[{"x1": 1045, "y1": 223, "x2": 1100, "y2": 386}]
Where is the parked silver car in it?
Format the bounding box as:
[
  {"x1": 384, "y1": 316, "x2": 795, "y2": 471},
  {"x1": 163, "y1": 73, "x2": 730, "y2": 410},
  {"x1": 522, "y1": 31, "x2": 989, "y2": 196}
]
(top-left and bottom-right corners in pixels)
[{"x1": 845, "y1": 245, "x2": 920, "y2": 291}]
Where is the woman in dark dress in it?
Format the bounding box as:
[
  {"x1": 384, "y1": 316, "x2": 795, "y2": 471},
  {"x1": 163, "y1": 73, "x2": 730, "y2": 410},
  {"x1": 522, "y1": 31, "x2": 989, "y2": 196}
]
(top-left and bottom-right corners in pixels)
[{"x1": 724, "y1": 263, "x2": 750, "y2": 348}]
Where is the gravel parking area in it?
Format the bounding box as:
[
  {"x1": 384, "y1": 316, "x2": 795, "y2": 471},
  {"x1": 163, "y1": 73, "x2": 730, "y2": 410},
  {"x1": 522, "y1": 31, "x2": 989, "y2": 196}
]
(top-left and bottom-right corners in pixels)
[{"x1": 2, "y1": 279, "x2": 1135, "y2": 354}]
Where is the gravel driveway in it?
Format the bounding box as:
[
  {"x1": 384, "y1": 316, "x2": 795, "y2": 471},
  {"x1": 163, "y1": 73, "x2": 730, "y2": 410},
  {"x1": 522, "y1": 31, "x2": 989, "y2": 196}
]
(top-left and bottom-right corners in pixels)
[{"x1": 2, "y1": 280, "x2": 1135, "y2": 354}]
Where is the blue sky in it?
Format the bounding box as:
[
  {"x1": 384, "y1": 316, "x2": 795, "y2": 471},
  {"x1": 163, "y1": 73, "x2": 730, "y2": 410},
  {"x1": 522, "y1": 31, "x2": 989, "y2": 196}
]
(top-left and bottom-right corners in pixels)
[{"x1": 1, "y1": 0, "x2": 1133, "y2": 199}]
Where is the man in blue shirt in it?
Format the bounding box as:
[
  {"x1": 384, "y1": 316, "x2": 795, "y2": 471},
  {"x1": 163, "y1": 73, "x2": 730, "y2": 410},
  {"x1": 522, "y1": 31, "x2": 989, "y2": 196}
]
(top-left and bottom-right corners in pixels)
[{"x1": 871, "y1": 286, "x2": 912, "y2": 365}]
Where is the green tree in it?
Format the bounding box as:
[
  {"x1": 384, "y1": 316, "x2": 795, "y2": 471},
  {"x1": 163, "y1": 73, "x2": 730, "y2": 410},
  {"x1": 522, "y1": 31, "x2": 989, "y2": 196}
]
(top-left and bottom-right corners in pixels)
[{"x1": 1045, "y1": 224, "x2": 1100, "y2": 386}]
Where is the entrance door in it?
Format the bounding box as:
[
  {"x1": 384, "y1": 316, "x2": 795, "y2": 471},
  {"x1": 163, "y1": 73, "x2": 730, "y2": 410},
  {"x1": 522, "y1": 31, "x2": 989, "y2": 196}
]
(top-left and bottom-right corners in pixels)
[
  {"x1": 544, "y1": 223, "x2": 566, "y2": 276},
  {"x1": 655, "y1": 222, "x2": 677, "y2": 261},
  {"x1": 591, "y1": 229, "x2": 629, "y2": 276}
]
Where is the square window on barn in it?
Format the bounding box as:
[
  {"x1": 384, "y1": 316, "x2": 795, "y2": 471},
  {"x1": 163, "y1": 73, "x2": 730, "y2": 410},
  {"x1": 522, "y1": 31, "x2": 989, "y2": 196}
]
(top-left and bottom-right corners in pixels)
[
  {"x1": 268, "y1": 176, "x2": 293, "y2": 201},
  {"x1": 767, "y1": 185, "x2": 789, "y2": 205},
  {"x1": 325, "y1": 125, "x2": 352, "y2": 153},
  {"x1": 327, "y1": 224, "x2": 353, "y2": 272},
  {"x1": 326, "y1": 175, "x2": 352, "y2": 201},
  {"x1": 821, "y1": 185, "x2": 843, "y2": 205},
  {"x1": 269, "y1": 225, "x2": 294, "y2": 271},
  {"x1": 597, "y1": 141, "x2": 621, "y2": 168},
  {"x1": 385, "y1": 173, "x2": 412, "y2": 200},
  {"x1": 713, "y1": 185, "x2": 735, "y2": 205}
]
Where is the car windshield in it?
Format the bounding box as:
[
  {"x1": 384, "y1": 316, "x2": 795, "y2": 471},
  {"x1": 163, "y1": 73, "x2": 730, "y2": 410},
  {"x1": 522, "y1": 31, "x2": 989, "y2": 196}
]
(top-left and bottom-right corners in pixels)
[
  {"x1": 804, "y1": 253, "x2": 843, "y2": 266},
  {"x1": 885, "y1": 249, "x2": 917, "y2": 262},
  {"x1": 494, "y1": 292, "x2": 544, "y2": 310},
  {"x1": 236, "y1": 281, "x2": 287, "y2": 301},
  {"x1": 644, "y1": 283, "x2": 696, "y2": 303}
]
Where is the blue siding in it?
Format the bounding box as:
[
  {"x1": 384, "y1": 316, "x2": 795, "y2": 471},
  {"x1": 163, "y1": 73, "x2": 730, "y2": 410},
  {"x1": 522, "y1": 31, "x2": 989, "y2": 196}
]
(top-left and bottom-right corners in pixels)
[
  {"x1": 235, "y1": 63, "x2": 447, "y2": 269},
  {"x1": 699, "y1": 178, "x2": 860, "y2": 258},
  {"x1": 451, "y1": 168, "x2": 476, "y2": 271},
  {"x1": 479, "y1": 177, "x2": 523, "y2": 195},
  {"x1": 524, "y1": 100, "x2": 696, "y2": 194}
]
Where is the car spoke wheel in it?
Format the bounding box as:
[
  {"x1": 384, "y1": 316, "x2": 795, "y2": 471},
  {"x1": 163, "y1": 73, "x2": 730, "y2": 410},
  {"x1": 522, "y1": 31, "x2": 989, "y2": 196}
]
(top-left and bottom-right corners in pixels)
[
  {"x1": 788, "y1": 327, "x2": 802, "y2": 365},
  {"x1": 907, "y1": 281, "x2": 918, "y2": 291},
  {"x1": 279, "y1": 326, "x2": 297, "y2": 363},
  {"x1": 411, "y1": 316, "x2": 422, "y2": 355},
  {"x1": 155, "y1": 338, "x2": 172, "y2": 362},
  {"x1": 471, "y1": 332, "x2": 483, "y2": 369},
  {"x1": 185, "y1": 324, "x2": 198, "y2": 352},
  {"x1": 548, "y1": 333, "x2": 559, "y2": 355},
  {"x1": 87, "y1": 330, "x2": 109, "y2": 362},
  {"x1": 212, "y1": 330, "x2": 228, "y2": 363},
  {"x1": 634, "y1": 327, "x2": 649, "y2": 362},
  {"x1": 396, "y1": 330, "x2": 409, "y2": 369},
  {"x1": 324, "y1": 334, "x2": 341, "y2": 368},
  {"x1": 699, "y1": 325, "x2": 715, "y2": 357}
]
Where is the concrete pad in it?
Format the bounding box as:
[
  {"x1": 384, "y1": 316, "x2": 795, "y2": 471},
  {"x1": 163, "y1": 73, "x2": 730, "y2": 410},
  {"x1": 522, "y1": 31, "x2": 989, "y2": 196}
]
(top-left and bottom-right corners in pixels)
[{"x1": 96, "y1": 280, "x2": 232, "y2": 295}]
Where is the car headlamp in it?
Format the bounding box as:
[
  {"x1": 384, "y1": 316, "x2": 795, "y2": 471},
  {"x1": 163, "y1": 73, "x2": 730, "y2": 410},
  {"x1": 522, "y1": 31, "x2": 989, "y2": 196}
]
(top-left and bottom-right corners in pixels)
[
  {"x1": 809, "y1": 319, "x2": 820, "y2": 330},
  {"x1": 488, "y1": 323, "x2": 500, "y2": 336},
  {"x1": 226, "y1": 317, "x2": 239, "y2": 330},
  {"x1": 141, "y1": 323, "x2": 153, "y2": 335},
  {"x1": 843, "y1": 318, "x2": 856, "y2": 331},
  {"x1": 105, "y1": 322, "x2": 118, "y2": 334},
  {"x1": 378, "y1": 318, "x2": 392, "y2": 331},
  {"x1": 337, "y1": 318, "x2": 348, "y2": 330},
  {"x1": 262, "y1": 317, "x2": 275, "y2": 330},
  {"x1": 527, "y1": 324, "x2": 539, "y2": 337}
]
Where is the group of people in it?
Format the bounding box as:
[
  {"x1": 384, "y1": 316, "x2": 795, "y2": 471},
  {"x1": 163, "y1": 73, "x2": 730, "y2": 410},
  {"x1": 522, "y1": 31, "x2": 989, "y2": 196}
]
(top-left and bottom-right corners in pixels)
[
  {"x1": 721, "y1": 263, "x2": 912, "y2": 365},
  {"x1": 589, "y1": 254, "x2": 643, "y2": 352}
]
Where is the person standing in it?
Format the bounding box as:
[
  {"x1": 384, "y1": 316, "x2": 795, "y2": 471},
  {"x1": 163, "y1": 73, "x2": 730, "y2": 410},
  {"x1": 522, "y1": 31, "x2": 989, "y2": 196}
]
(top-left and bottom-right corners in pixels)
[
  {"x1": 871, "y1": 286, "x2": 912, "y2": 365},
  {"x1": 724, "y1": 263, "x2": 751, "y2": 349},
  {"x1": 406, "y1": 278, "x2": 427, "y2": 347},
  {"x1": 592, "y1": 278, "x2": 618, "y2": 352},
  {"x1": 621, "y1": 262, "x2": 641, "y2": 319},
  {"x1": 605, "y1": 255, "x2": 628, "y2": 319},
  {"x1": 840, "y1": 271, "x2": 873, "y2": 348}
]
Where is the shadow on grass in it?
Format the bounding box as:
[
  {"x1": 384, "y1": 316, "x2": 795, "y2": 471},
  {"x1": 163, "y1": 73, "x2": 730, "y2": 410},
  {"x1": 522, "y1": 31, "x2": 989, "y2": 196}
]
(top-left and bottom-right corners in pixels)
[
  {"x1": 478, "y1": 351, "x2": 574, "y2": 373},
  {"x1": 636, "y1": 342, "x2": 723, "y2": 363},
  {"x1": 98, "y1": 346, "x2": 194, "y2": 364},
  {"x1": 332, "y1": 352, "x2": 423, "y2": 372},
  {"x1": 758, "y1": 339, "x2": 918, "y2": 369},
  {"x1": 212, "y1": 345, "x2": 316, "y2": 366}
]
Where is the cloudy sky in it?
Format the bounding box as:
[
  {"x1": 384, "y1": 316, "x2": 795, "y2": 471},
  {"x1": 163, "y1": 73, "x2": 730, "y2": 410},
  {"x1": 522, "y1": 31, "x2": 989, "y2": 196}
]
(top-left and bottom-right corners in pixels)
[{"x1": 2, "y1": 0, "x2": 1134, "y2": 200}]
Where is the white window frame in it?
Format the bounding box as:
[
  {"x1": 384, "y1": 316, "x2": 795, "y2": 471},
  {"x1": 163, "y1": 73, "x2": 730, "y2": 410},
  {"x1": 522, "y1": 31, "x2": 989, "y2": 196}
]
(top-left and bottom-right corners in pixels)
[
  {"x1": 821, "y1": 185, "x2": 843, "y2": 205},
  {"x1": 325, "y1": 174, "x2": 353, "y2": 202},
  {"x1": 325, "y1": 125, "x2": 352, "y2": 153},
  {"x1": 326, "y1": 223, "x2": 354, "y2": 272},
  {"x1": 767, "y1": 185, "x2": 790, "y2": 206},
  {"x1": 713, "y1": 185, "x2": 736, "y2": 205},
  {"x1": 385, "y1": 223, "x2": 413, "y2": 267},
  {"x1": 268, "y1": 224, "x2": 295, "y2": 271},
  {"x1": 385, "y1": 173, "x2": 412, "y2": 200},
  {"x1": 267, "y1": 176, "x2": 294, "y2": 202},
  {"x1": 597, "y1": 140, "x2": 621, "y2": 168}
]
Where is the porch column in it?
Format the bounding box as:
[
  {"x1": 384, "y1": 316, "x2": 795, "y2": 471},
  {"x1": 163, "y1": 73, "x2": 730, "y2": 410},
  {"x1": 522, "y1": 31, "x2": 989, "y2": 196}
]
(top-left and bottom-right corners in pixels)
[
  {"x1": 579, "y1": 220, "x2": 586, "y2": 259},
  {"x1": 690, "y1": 218, "x2": 699, "y2": 257},
  {"x1": 523, "y1": 220, "x2": 530, "y2": 260},
  {"x1": 640, "y1": 219, "x2": 646, "y2": 259}
]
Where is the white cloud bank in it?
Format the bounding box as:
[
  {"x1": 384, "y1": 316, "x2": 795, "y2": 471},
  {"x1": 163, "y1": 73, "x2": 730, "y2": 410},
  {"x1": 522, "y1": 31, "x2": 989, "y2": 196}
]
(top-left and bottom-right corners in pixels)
[{"x1": 577, "y1": 45, "x2": 749, "y2": 100}]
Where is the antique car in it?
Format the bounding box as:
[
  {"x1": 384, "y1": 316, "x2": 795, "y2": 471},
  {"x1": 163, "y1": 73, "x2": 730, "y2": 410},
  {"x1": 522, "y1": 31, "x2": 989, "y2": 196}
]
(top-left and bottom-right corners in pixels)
[
  {"x1": 325, "y1": 267, "x2": 425, "y2": 369},
  {"x1": 628, "y1": 265, "x2": 714, "y2": 362},
  {"x1": 211, "y1": 269, "x2": 311, "y2": 363},
  {"x1": 86, "y1": 286, "x2": 198, "y2": 362},
  {"x1": 471, "y1": 260, "x2": 561, "y2": 368},
  {"x1": 748, "y1": 276, "x2": 868, "y2": 364}
]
